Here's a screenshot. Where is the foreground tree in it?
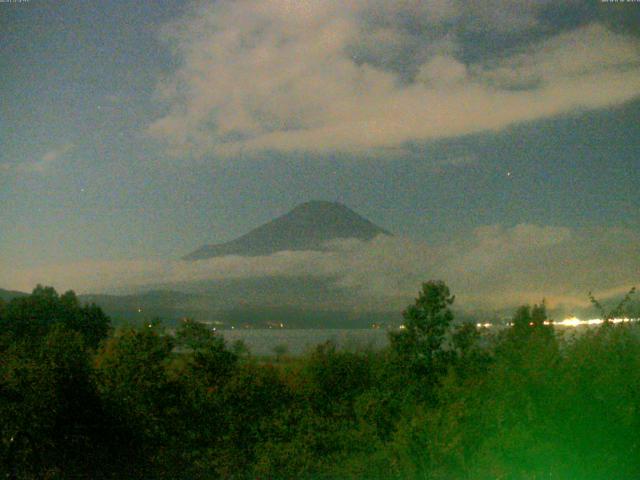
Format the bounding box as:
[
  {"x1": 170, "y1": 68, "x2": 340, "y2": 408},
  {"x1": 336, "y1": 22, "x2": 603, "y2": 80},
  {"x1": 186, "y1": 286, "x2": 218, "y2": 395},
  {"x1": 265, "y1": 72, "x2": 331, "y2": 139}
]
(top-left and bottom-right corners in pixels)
[
  {"x1": 508, "y1": 303, "x2": 554, "y2": 344},
  {"x1": 1, "y1": 325, "x2": 117, "y2": 478},
  {"x1": 94, "y1": 323, "x2": 184, "y2": 477},
  {"x1": 0, "y1": 285, "x2": 110, "y2": 349},
  {"x1": 390, "y1": 281, "x2": 455, "y2": 383},
  {"x1": 174, "y1": 318, "x2": 238, "y2": 389}
]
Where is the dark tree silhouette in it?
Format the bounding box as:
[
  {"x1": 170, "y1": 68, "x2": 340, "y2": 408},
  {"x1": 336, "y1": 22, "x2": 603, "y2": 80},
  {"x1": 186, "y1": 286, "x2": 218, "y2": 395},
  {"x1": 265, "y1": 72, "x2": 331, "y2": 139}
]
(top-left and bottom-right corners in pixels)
[
  {"x1": 0, "y1": 285, "x2": 110, "y2": 348},
  {"x1": 389, "y1": 280, "x2": 456, "y2": 398}
]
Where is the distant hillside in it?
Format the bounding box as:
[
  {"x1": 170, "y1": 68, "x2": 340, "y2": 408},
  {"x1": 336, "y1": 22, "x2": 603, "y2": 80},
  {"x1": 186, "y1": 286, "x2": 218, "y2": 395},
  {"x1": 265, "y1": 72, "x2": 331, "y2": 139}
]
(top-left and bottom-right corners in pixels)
[
  {"x1": 79, "y1": 290, "x2": 212, "y2": 326},
  {"x1": 1, "y1": 281, "x2": 402, "y2": 329},
  {"x1": 183, "y1": 200, "x2": 390, "y2": 260},
  {"x1": 0, "y1": 288, "x2": 28, "y2": 301}
]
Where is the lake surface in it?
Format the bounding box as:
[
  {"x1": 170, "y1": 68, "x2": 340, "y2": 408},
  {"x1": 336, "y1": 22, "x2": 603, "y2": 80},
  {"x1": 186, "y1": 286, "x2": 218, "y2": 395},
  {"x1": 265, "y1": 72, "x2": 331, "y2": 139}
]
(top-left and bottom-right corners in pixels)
[
  {"x1": 218, "y1": 320, "x2": 640, "y2": 356},
  {"x1": 219, "y1": 328, "x2": 390, "y2": 356}
]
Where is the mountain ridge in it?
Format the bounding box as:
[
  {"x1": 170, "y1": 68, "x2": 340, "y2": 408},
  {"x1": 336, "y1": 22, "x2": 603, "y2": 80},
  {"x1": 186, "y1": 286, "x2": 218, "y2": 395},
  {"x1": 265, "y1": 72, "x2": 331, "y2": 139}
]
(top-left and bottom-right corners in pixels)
[{"x1": 183, "y1": 200, "x2": 390, "y2": 261}]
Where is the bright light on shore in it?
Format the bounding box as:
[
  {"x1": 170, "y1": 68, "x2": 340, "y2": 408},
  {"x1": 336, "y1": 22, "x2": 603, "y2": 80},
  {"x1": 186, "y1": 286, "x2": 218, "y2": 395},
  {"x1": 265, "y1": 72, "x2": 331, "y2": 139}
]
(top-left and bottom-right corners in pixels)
[
  {"x1": 556, "y1": 317, "x2": 582, "y2": 327},
  {"x1": 472, "y1": 317, "x2": 638, "y2": 329},
  {"x1": 555, "y1": 317, "x2": 636, "y2": 327}
]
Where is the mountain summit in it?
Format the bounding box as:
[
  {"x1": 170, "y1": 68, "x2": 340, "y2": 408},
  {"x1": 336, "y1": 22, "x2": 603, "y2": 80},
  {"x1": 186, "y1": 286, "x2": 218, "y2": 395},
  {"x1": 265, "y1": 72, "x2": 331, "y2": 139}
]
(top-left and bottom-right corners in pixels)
[{"x1": 183, "y1": 201, "x2": 390, "y2": 260}]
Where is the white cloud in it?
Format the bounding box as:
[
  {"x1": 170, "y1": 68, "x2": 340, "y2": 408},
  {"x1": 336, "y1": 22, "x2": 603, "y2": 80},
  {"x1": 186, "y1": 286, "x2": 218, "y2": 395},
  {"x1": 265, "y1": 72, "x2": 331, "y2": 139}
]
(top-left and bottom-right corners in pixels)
[
  {"x1": 416, "y1": 55, "x2": 467, "y2": 86},
  {"x1": 5, "y1": 144, "x2": 75, "y2": 174},
  {"x1": 148, "y1": 1, "x2": 640, "y2": 157},
  {"x1": 3, "y1": 224, "x2": 638, "y2": 313}
]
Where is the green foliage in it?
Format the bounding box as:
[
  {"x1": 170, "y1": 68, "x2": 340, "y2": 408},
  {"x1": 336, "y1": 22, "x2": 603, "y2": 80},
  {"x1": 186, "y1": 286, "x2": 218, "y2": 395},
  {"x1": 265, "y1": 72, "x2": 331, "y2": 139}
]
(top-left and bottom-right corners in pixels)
[
  {"x1": 451, "y1": 321, "x2": 491, "y2": 379},
  {"x1": 174, "y1": 318, "x2": 238, "y2": 389},
  {"x1": 4, "y1": 282, "x2": 640, "y2": 479},
  {"x1": 273, "y1": 343, "x2": 289, "y2": 361},
  {"x1": 304, "y1": 341, "x2": 372, "y2": 415},
  {"x1": 94, "y1": 323, "x2": 186, "y2": 477},
  {"x1": 230, "y1": 338, "x2": 250, "y2": 357},
  {"x1": 216, "y1": 363, "x2": 291, "y2": 477},
  {"x1": 511, "y1": 302, "x2": 550, "y2": 333},
  {"x1": 1, "y1": 325, "x2": 120, "y2": 478},
  {"x1": 390, "y1": 281, "x2": 455, "y2": 370},
  {"x1": 388, "y1": 281, "x2": 456, "y2": 403},
  {"x1": 0, "y1": 285, "x2": 110, "y2": 349}
]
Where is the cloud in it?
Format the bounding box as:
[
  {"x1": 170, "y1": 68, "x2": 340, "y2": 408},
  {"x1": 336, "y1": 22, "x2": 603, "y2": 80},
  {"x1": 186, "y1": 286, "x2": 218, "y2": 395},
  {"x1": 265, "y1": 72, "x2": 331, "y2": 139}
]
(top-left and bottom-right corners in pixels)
[
  {"x1": 462, "y1": 0, "x2": 556, "y2": 33},
  {"x1": 148, "y1": 1, "x2": 640, "y2": 157},
  {"x1": 32, "y1": 144, "x2": 73, "y2": 172},
  {"x1": 3, "y1": 144, "x2": 75, "y2": 174},
  {"x1": 3, "y1": 224, "x2": 638, "y2": 314}
]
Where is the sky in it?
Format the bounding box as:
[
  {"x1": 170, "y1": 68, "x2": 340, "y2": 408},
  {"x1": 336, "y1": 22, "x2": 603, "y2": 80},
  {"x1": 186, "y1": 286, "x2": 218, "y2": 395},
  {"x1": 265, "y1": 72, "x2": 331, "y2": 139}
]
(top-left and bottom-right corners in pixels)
[{"x1": 1, "y1": 0, "x2": 639, "y2": 311}]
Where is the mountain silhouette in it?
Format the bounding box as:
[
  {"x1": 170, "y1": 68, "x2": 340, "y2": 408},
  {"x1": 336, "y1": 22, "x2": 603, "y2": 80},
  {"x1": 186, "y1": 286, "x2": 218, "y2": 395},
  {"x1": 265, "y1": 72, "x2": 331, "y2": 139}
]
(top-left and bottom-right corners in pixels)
[{"x1": 183, "y1": 200, "x2": 390, "y2": 260}]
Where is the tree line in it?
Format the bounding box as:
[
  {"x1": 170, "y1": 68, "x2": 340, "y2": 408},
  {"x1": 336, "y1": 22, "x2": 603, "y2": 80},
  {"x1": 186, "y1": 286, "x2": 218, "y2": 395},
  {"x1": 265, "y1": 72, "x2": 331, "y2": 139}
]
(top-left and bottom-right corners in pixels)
[{"x1": 1, "y1": 282, "x2": 639, "y2": 479}]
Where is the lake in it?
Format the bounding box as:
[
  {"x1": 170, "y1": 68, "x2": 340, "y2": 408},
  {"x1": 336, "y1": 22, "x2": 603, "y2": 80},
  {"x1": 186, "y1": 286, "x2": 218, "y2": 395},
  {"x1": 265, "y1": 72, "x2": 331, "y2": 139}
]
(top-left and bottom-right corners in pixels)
[
  {"x1": 218, "y1": 319, "x2": 640, "y2": 356},
  {"x1": 219, "y1": 328, "x2": 390, "y2": 356}
]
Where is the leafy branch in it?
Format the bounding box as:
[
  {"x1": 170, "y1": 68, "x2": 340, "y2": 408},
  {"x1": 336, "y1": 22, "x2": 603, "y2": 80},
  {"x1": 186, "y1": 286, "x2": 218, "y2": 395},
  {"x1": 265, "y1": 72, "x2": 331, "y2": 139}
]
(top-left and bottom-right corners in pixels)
[{"x1": 588, "y1": 286, "x2": 637, "y2": 322}]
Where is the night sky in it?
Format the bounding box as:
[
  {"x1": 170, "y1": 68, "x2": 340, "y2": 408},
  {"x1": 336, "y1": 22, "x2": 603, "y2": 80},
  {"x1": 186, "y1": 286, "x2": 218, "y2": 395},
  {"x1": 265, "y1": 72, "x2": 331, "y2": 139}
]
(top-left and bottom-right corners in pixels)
[{"x1": 1, "y1": 0, "x2": 639, "y2": 311}]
